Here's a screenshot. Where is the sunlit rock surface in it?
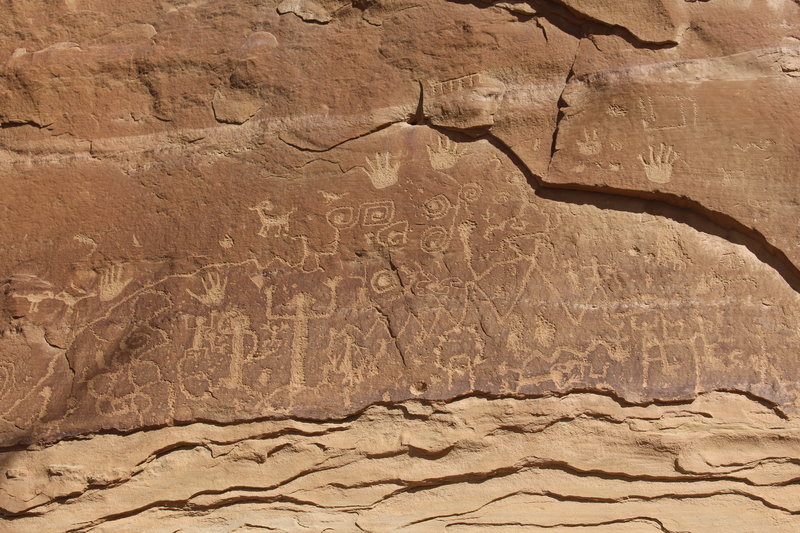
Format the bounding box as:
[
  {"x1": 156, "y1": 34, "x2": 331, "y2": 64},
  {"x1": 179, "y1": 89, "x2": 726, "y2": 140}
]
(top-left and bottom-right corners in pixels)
[{"x1": 1, "y1": 0, "x2": 799, "y2": 531}]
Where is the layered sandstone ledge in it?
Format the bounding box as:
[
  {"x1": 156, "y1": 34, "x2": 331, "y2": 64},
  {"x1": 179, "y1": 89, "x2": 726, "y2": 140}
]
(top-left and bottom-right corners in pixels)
[
  {"x1": 3, "y1": 392, "x2": 800, "y2": 532},
  {"x1": 2, "y1": 0, "x2": 800, "y2": 530}
]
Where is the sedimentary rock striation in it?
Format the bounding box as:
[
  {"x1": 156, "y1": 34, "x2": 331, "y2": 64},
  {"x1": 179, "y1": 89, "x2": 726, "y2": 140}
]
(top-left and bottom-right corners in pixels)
[
  {"x1": 4, "y1": 392, "x2": 800, "y2": 532},
  {"x1": 1, "y1": 0, "x2": 799, "y2": 530}
]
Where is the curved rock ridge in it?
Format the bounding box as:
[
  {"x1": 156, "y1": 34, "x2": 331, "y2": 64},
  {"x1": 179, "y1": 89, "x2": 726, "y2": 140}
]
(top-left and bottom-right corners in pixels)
[{"x1": 2, "y1": 392, "x2": 799, "y2": 532}]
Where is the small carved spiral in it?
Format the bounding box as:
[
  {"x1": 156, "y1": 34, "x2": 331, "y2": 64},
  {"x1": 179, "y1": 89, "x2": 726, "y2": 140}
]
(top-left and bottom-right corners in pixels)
[
  {"x1": 459, "y1": 183, "x2": 482, "y2": 203},
  {"x1": 326, "y1": 206, "x2": 356, "y2": 229},
  {"x1": 423, "y1": 194, "x2": 452, "y2": 219},
  {"x1": 420, "y1": 226, "x2": 449, "y2": 253}
]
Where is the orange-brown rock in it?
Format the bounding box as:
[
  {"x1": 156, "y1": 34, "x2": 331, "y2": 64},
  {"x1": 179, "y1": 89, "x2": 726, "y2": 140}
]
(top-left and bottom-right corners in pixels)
[
  {"x1": 3, "y1": 392, "x2": 800, "y2": 532},
  {"x1": 1, "y1": 0, "x2": 799, "y2": 531}
]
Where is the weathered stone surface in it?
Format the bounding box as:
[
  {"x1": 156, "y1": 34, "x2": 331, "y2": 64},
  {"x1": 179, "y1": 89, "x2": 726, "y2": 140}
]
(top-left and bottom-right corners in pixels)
[
  {"x1": 3, "y1": 121, "x2": 800, "y2": 446},
  {"x1": 1, "y1": 0, "x2": 799, "y2": 530},
  {"x1": 2, "y1": 393, "x2": 800, "y2": 532},
  {"x1": 548, "y1": 1, "x2": 800, "y2": 270}
]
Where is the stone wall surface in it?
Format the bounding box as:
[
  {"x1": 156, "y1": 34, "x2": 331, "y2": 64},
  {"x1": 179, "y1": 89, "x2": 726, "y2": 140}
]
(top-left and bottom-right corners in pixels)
[{"x1": 1, "y1": 0, "x2": 799, "y2": 531}]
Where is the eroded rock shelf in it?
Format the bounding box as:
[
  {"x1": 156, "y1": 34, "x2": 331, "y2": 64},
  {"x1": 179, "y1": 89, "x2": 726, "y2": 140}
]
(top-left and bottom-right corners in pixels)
[{"x1": 4, "y1": 392, "x2": 800, "y2": 532}]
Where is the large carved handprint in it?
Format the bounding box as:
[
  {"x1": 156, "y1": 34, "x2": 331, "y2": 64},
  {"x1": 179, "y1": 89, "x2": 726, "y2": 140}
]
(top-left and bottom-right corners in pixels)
[
  {"x1": 364, "y1": 152, "x2": 400, "y2": 189},
  {"x1": 639, "y1": 143, "x2": 678, "y2": 184},
  {"x1": 426, "y1": 137, "x2": 462, "y2": 170},
  {"x1": 187, "y1": 271, "x2": 228, "y2": 306},
  {"x1": 98, "y1": 264, "x2": 133, "y2": 302}
]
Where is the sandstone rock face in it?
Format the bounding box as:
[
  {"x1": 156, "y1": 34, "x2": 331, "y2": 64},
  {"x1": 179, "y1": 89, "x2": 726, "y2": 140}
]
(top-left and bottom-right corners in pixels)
[
  {"x1": 4, "y1": 393, "x2": 800, "y2": 532},
  {"x1": 1, "y1": 0, "x2": 799, "y2": 531}
]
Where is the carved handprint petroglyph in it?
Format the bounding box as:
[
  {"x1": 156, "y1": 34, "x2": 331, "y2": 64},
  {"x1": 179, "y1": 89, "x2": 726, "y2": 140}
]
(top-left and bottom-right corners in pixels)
[
  {"x1": 426, "y1": 137, "x2": 462, "y2": 170},
  {"x1": 638, "y1": 143, "x2": 678, "y2": 184},
  {"x1": 187, "y1": 271, "x2": 228, "y2": 306},
  {"x1": 98, "y1": 264, "x2": 133, "y2": 302},
  {"x1": 364, "y1": 152, "x2": 400, "y2": 189},
  {"x1": 576, "y1": 128, "x2": 602, "y2": 156}
]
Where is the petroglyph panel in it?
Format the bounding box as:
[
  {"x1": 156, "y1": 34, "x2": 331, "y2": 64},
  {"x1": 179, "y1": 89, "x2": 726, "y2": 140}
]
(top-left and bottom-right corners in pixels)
[
  {"x1": 548, "y1": 4, "x2": 800, "y2": 268},
  {"x1": 3, "y1": 123, "x2": 800, "y2": 446},
  {"x1": 2, "y1": 0, "x2": 800, "y2": 529}
]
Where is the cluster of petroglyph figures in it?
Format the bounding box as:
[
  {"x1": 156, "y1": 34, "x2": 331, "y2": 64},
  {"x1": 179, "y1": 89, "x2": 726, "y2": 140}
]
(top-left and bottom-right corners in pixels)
[
  {"x1": 9, "y1": 263, "x2": 133, "y2": 314},
  {"x1": 571, "y1": 95, "x2": 693, "y2": 185},
  {"x1": 2, "y1": 120, "x2": 798, "y2": 440}
]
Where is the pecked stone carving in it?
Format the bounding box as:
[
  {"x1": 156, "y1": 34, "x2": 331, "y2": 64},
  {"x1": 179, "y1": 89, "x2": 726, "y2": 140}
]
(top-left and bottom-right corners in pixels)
[
  {"x1": 423, "y1": 73, "x2": 507, "y2": 132},
  {"x1": 1, "y1": 0, "x2": 799, "y2": 530},
  {"x1": 2, "y1": 123, "x2": 800, "y2": 446}
]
